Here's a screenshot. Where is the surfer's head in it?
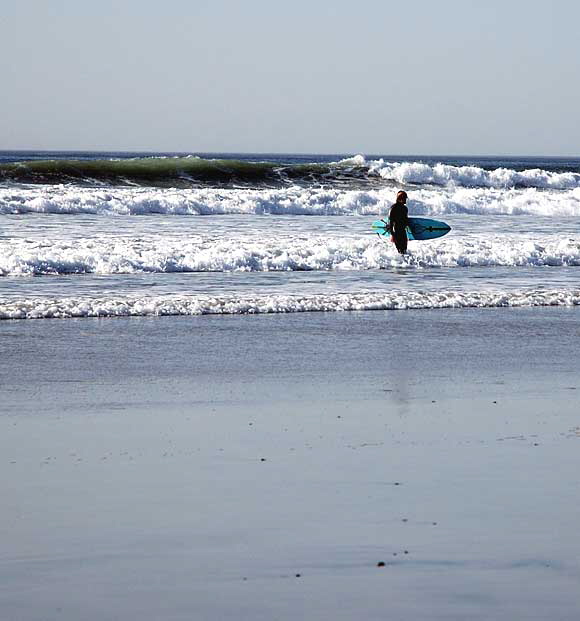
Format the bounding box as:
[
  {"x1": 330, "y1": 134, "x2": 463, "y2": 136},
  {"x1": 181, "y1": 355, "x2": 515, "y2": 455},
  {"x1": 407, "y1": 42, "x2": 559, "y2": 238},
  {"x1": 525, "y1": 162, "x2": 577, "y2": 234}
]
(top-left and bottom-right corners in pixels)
[{"x1": 396, "y1": 190, "x2": 408, "y2": 204}]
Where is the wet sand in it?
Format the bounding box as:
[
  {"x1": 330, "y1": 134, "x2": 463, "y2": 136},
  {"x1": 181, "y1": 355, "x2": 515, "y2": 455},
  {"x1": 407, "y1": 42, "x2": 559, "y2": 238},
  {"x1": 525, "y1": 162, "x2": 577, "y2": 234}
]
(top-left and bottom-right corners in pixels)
[{"x1": 1, "y1": 308, "x2": 580, "y2": 620}]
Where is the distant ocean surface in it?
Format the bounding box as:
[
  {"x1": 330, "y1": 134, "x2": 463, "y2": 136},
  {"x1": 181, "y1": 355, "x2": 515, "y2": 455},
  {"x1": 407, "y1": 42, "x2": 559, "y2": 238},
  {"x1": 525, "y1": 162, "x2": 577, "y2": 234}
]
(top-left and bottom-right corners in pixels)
[{"x1": 1, "y1": 150, "x2": 580, "y2": 319}]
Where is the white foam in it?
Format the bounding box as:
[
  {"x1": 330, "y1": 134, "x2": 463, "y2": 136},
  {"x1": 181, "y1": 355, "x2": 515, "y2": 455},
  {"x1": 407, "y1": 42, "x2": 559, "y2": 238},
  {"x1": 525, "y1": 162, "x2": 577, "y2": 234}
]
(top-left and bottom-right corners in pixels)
[
  {"x1": 1, "y1": 234, "x2": 580, "y2": 276},
  {"x1": 349, "y1": 156, "x2": 580, "y2": 190},
  {"x1": 337, "y1": 154, "x2": 367, "y2": 167},
  {"x1": 2, "y1": 289, "x2": 579, "y2": 320},
  {"x1": 412, "y1": 186, "x2": 580, "y2": 217},
  {"x1": 2, "y1": 185, "x2": 580, "y2": 218}
]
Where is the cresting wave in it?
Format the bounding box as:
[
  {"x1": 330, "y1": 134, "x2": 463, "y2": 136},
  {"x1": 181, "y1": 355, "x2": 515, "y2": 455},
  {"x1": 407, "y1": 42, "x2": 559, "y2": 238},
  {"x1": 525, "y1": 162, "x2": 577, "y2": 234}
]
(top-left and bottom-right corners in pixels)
[
  {"x1": 2, "y1": 289, "x2": 579, "y2": 320},
  {"x1": 1, "y1": 155, "x2": 579, "y2": 190},
  {"x1": 2, "y1": 235, "x2": 580, "y2": 276},
  {"x1": 364, "y1": 157, "x2": 580, "y2": 190},
  {"x1": 2, "y1": 185, "x2": 580, "y2": 217},
  {"x1": 0, "y1": 156, "x2": 371, "y2": 188}
]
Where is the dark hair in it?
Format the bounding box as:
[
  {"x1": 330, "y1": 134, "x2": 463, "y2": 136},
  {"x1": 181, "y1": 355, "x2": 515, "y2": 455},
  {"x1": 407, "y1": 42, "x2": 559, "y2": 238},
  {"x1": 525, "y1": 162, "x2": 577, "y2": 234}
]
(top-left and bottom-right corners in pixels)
[{"x1": 396, "y1": 190, "x2": 408, "y2": 202}]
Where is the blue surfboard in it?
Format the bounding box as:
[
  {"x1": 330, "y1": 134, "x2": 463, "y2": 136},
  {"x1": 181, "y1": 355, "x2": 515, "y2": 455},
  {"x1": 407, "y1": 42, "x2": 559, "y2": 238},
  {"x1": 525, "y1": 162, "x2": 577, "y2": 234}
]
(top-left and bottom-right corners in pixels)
[{"x1": 372, "y1": 217, "x2": 451, "y2": 241}]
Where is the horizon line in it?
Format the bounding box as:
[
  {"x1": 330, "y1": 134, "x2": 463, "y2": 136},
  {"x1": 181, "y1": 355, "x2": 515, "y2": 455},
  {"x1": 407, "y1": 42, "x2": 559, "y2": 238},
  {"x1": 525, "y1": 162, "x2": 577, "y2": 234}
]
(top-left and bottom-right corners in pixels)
[{"x1": 1, "y1": 148, "x2": 579, "y2": 159}]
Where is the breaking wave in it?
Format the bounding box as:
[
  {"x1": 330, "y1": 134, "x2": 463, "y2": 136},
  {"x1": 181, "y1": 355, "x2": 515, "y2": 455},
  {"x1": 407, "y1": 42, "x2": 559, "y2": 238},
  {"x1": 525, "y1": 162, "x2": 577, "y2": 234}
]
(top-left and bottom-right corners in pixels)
[
  {"x1": 2, "y1": 185, "x2": 580, "y2": 217},
  {"x1": 1, "y1": 154, "x2": 579, "y2": 190},
  {"x1": 365, "y1": 157, "x2": 580, "y2": 190},
  {"x1": 2, "y1": 289, "x2": 580, "y2": 320},
  {"x1": 2, "y1": 235, "x2": 580, "y2": 276}
]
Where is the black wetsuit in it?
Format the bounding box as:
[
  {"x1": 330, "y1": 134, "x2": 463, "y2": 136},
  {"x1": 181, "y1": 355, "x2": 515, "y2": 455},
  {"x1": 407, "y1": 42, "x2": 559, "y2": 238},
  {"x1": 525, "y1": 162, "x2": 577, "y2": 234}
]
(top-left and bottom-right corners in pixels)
[{"x1": 389, "y1": 202, "x2": 409, "y2": 254}]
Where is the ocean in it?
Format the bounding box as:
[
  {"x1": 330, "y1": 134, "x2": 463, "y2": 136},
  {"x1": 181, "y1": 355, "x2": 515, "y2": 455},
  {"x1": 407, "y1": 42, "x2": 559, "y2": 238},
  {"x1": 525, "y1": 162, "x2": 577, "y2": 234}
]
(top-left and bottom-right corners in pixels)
[
  {"x1": 2, "y1": 151, "x2": 580, "y2": 320},
  {"x1": 3, "y1": 151, "x2": 580, "y2": 619}
]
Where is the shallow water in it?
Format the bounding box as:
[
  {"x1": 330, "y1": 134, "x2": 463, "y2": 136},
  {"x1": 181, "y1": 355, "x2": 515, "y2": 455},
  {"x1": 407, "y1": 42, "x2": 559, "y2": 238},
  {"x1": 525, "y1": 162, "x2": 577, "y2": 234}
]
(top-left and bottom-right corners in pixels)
[
  {"x1": 2, "y1": 211, "x2": 580, "y2": 317},
  {"x1": 1, "y1": 152, "x2": 580, "y2": 319}
]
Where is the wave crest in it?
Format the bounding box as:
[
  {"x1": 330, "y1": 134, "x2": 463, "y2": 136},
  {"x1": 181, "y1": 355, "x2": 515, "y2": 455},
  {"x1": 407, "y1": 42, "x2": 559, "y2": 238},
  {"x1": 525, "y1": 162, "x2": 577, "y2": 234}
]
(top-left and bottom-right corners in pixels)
[
  {"x1": 1, "y1": 154, "x2": 579, "y2": 190},
  {"x1": 2, "y1": 235, "x2": 580, "y2": 276},
  {"x1": 2, "y1": 289, "x2": 580, "y2": 320},
  {"x1": 2, "y1": 185, "x2": 580, "y2": 218},
  {"x1": 368, "y1": 159, "x2": 580, "y2": 190}
]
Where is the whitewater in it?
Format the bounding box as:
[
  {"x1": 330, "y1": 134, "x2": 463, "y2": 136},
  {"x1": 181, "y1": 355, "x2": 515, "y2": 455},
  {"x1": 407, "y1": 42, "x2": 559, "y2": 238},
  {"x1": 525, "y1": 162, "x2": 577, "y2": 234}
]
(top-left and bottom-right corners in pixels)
[{"x1": 1, "y1": 151, "x2": 580, "y2": 319}]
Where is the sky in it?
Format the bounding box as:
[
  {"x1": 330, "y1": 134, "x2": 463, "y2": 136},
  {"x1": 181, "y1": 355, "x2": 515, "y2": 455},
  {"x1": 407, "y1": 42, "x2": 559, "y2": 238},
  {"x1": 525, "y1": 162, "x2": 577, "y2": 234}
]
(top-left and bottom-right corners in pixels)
[{"x1": 1, "y1": 0, "x2": 579, "y2": 155}]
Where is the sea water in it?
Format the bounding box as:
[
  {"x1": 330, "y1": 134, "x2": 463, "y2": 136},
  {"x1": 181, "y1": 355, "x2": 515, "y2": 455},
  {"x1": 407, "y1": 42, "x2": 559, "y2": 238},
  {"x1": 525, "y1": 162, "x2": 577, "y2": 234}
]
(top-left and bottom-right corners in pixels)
[
  {"x1": 1, "y1": 151, "x2": 580, "y2": 319},
  {"x1": 3, "y1": 152, "x2": 580, "y2": 620}
]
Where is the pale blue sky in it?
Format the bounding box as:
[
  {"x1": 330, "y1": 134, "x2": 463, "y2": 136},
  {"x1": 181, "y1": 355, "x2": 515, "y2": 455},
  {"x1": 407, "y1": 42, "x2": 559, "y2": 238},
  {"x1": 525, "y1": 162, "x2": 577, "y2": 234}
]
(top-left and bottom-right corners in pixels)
[{"x1": 1, "y1": 0, "x2": 579, "y2": 154}]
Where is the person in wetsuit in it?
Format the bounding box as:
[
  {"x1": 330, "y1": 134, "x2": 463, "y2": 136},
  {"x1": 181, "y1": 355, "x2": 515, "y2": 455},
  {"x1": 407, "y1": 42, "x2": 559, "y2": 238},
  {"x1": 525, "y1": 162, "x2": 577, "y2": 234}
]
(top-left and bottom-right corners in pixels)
[{"x1": 388, "y1": 190, "x2": 410, "y2": 254}]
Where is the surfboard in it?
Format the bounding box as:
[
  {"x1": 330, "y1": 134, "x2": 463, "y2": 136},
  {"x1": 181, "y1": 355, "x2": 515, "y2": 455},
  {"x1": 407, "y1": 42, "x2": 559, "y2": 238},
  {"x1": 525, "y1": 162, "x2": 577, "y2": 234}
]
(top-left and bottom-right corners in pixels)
[{"x1": 372, "y1": 217, "x2": 451, "y2": 241}]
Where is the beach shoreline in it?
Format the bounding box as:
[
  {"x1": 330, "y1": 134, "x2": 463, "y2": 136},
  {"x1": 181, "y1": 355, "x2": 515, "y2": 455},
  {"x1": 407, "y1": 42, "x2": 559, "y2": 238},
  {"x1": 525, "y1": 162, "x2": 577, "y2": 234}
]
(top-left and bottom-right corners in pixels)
[{"x1": 2, "y1": 308, "x2": 580, "y2": 620}]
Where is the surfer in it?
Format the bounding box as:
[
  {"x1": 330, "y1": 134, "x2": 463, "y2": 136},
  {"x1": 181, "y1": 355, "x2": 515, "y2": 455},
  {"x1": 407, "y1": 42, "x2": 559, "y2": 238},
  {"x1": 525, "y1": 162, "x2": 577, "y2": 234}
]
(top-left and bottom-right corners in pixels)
[{"x1": 389, "y1": 190, "x2": 410, "y2": 254}]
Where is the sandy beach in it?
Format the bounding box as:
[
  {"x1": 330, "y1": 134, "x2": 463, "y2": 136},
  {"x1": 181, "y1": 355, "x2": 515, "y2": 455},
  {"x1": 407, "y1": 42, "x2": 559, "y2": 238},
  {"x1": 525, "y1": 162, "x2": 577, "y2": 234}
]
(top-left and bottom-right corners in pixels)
[{"x1": 1, "y1": 307, "x2": 580, "y2": 620}]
